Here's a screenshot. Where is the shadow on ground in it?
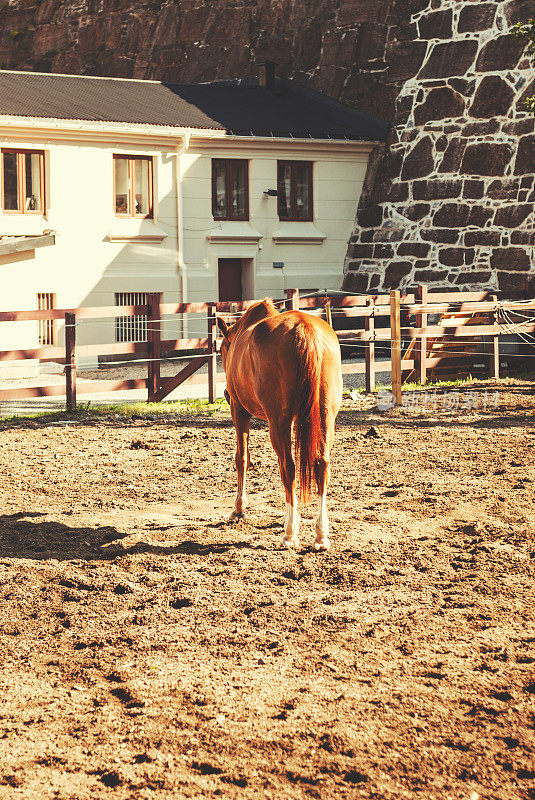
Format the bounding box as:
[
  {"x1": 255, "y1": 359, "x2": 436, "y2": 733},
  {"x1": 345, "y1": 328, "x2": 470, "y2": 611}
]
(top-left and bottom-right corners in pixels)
[{"x1": 0, "y1": 512, "x2": 258, "y2": 562}]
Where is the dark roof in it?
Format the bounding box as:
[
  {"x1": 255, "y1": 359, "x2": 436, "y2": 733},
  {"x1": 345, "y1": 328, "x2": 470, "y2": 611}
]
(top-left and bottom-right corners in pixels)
[{"x1": 0, "y1": 70, "x2": 388, "y2": 142}]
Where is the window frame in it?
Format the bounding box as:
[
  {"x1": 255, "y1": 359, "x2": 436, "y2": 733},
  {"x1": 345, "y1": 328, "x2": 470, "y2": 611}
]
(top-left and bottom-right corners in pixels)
[
  {"x1": 277, "y1": 160, "x2": 314, "y2": 222},
  {"x1": 211, "y1": 158, "x2": 250, "y2": 221},
  {"x1": 113, "y1": 155, "x2": 154, "y2": 219},
  {"x1": 1, "y1": 149, "x2": 45, "y2": 215}
]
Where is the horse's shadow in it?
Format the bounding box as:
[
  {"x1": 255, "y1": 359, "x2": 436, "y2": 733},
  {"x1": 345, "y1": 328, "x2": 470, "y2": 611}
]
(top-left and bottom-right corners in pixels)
[{"x1": 0, "y1": 512, "x2": 258, "y2": 563}]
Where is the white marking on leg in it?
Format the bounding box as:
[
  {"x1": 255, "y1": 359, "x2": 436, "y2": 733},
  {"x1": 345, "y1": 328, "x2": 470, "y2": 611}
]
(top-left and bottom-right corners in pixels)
[
  {"x1": 314, "y1": 493, "x2": 330, "y2": 551},
  {"x1": 232, "y1": 465, "x2": 247, "y2": 518},
  {"x1": 282, "y1": 501, "x2": 300, "y2": 548}
]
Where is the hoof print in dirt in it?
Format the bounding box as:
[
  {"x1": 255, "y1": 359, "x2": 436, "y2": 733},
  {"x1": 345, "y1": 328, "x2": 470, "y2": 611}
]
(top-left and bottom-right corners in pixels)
[
  {"x1": 97, "y1": 770, "x2": 123, "y2": 788},
  {"x1": 364, "y1": 426, "x2": 379, "y2": 438},
  {"x1": 133, "y1": 753, "x2": 154, "y2": 764},
  {"x1": 286, "y1": 770, "x2": 319, "y2": 786},
  {"x1": 170, "y1": 597, "x2": 193, "y2": 609},
  {"x1": 106, "y1": 670, "x2": 125, "y2": 683},
  {"x1": 192, "y1": 761, "x2": 224, "y2": 775},
  {"x1": 110, "y1": 685, "x2": 145, "y2": 709},
  {"x1": 343, "y1": 770, "x2": 369, "y2": 784},
  {"x1": 129, "y1": 439, "x2": 150, "y2": 450},
  {"x1": 221, "y1": 775, "x2": 248, "y2": 787},
  {"x1": 113, "y1": 582, "x2": 134, "y2": 595},
  {"x1": 3, "y1": 624, "x2": 20, "y2": 636}
]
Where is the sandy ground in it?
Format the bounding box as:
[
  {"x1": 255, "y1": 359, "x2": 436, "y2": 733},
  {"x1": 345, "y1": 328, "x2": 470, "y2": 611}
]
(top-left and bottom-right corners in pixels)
[{"x1": 0, "y1": 379, "x2": 534, "y2": 799}]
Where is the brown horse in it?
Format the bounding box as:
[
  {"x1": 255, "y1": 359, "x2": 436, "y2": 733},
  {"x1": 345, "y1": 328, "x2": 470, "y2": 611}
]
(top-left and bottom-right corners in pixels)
[{"x1": 217, "y1": 299, "x2": 342, "y2": 551}]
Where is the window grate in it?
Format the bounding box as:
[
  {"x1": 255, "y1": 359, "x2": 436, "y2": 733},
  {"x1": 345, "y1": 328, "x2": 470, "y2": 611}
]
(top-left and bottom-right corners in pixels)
[
  {"x1": 115, "y1": 292, "x2": 148, "y2": 343},
  {"x1": 37, "y1": 293, "x2": 55, "y2": 345}
]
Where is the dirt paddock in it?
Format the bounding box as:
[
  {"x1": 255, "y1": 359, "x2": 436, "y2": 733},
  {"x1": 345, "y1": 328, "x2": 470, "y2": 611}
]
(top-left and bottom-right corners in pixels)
[{"x1": 0, "y1": 379, "x2": 534, "y2": 800}]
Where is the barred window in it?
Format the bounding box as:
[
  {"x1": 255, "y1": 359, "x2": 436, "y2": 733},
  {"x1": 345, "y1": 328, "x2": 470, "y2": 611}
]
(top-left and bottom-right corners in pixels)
[
  {"x1": 37, "y1": 293, "x2": 56, "y2": 346},
  {"x1": 115, "y1": 292, "x2": 148, "y2": 343}
]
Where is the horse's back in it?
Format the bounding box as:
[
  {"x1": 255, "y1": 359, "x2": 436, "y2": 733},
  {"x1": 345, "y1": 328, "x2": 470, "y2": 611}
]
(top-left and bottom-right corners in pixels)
[
  {"x1": 251, "y1": 311, "x2": 342, "y2": 416},
  {"x1": 252, "y1": 310, "x2": 339, "y2": 353}
]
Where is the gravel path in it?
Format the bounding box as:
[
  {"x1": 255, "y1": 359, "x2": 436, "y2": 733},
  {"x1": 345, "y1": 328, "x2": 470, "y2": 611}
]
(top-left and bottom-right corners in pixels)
[{"x1": 0, "y1": 356, "x2": 392, "y2": 416}]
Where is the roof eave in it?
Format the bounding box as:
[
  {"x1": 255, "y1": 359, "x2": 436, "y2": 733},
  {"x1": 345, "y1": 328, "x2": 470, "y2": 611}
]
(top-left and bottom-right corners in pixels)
[
  {"x1": 0, "y1": 115, "x2": 383, "y2": 150},
  {"x1": 0, "y1": 114, "x2": 226, "y2": 140}
]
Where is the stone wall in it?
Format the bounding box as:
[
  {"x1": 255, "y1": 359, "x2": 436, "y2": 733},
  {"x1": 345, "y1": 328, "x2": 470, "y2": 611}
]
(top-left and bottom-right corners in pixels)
[{"x1": 343, "y1": 0, "x2": 535, "y2": 295}]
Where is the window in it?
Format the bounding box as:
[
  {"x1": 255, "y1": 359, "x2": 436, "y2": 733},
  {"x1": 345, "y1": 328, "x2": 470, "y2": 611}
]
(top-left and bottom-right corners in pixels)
[
  {"x1": 115, "y1": 292, "x2": 148, "y2": 343},
  {"x1": 37, "y1": 293, "x2": 56, "y2": 346},
  {"x1": 114, "y1": 156, "x2": 153, "y2": 217},
  {"x1": 277, "y1": 161, "x2": 313, "y2": 221},
  {"x1": 1, "y1": 150, "x2": 44, "y2": 214},
  {"x1": 212, "y1": 159, "x2": 249, "y2": 220}
]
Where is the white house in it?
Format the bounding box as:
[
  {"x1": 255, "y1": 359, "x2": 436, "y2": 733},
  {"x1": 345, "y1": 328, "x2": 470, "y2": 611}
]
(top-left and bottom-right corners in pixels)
[{"x1": 0, "y1": 64, "x2": 388, "y2": 375}]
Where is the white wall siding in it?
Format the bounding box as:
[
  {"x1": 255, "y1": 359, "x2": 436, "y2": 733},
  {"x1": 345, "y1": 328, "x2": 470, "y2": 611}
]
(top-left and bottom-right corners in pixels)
[{"x1": 0, "y1": 126, "x2": 372, "y2": 375}]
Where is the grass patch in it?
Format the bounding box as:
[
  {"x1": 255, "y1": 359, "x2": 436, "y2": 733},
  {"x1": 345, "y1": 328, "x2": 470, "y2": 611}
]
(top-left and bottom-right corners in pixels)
[
  {"x1": 345, "y1": 373, "x2": 497, "y2": 402},
  {"x1": 0, "y1": 398, "x2": 230, "y2": 424},
  {"x1": 81, "y1": 398, "x2": 230, "y2": 418}
]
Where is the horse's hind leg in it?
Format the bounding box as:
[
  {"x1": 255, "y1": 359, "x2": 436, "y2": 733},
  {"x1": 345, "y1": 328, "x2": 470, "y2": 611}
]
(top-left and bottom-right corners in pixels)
[
  {"x1": 230, "y1": 402, "x2": 251, "y2": 520},
  {"x1": 269, "y1": 421, "x2": 300, "y2": 548},
  {"x1": 314, "y1": 413, "x2": 336, "y2": 551},
  {"x1": 313, "y1": 457, "x2": 331, "y2": 551}
]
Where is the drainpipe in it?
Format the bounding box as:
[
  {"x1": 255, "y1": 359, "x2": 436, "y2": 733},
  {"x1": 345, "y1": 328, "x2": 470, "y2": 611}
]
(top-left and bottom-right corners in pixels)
[{"x1": 175, "y1": 133, "x2": 190, "y2": 335}]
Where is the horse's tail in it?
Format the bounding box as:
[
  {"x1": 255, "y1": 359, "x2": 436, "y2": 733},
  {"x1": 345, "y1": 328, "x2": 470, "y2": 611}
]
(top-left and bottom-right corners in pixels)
[{"x1": 293, "y1": 323, "x2": 322, "y2": 503}]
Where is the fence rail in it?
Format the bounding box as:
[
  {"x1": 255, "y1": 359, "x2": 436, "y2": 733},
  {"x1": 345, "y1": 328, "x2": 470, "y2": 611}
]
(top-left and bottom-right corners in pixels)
[{"x1": 0, "y1": 285, "x2": 533, "y2": 410}]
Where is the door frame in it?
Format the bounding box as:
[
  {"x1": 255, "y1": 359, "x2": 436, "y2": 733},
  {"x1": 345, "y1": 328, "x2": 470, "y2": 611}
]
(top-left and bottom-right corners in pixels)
[{"x1": 207, "y1": 250, "x2": 257, "y2": 301}]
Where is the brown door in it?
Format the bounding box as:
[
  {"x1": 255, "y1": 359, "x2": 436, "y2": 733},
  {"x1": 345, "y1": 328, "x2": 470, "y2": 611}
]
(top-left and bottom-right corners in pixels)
[{"x1": 218, "y1": 258, "x2": 242, "y2": 301}]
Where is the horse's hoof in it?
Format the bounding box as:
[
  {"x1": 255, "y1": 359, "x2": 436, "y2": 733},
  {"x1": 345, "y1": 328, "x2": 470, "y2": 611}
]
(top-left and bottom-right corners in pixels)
[
  {"x1": 281, "y1": 535, "x2": 299, "y2": 549},
  {"x1": 229, "y1": 510, "x2": 245, "y2": 522},
  {"x1": 314, "y1": 538, "x2": 331, "y2": 552}
]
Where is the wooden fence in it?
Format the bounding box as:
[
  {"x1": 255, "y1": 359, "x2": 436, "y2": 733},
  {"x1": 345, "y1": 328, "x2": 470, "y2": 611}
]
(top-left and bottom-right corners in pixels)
[{"x1": 0, "y1": 285, "x2": 533, "y2": 410}]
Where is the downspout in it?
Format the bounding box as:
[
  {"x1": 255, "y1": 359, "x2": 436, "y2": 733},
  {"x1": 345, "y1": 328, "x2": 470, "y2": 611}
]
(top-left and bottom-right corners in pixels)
[{"x1": 175, "y1": 133, "x2": 190, "y2": 335}]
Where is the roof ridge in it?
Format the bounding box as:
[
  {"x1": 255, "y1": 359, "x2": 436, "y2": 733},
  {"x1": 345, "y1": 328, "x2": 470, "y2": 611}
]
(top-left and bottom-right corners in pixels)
[
  {"x1": 0, "y1": 68, "x2": 163, "y2": 85},
  {"x1": 0, "y1": 69, "x2": 255, "y2": 90}
]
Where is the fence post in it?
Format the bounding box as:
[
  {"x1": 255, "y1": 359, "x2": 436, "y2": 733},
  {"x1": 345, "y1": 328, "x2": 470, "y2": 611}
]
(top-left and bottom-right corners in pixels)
[
  {"x1": 65, "y1": 311, "x2": 77, "y2": 412},
  {"x1": 325, "y1": 298, "x2": 332, "y2": 328},
  {"x1": 416, "y1": 283, "x2": 428, "y2": 385},
  {"x1": 286, "y1": 288, "x2": 300, "y2": 311},
  {"x1": 390, "y1": 289, "x2": 402, "y2": 406},
  {"x1": 207, "y1": 303, "x2": 217, "y2": 403},
  {"x1": 365, "y1": 297, "x2": 375, "y2": 393},
  {"x1": 147, "y1": 292, "x2": 161, "y2": 402},
  {"x1": 490, "y1": 294, "x2": 500, "y2": 379}
]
